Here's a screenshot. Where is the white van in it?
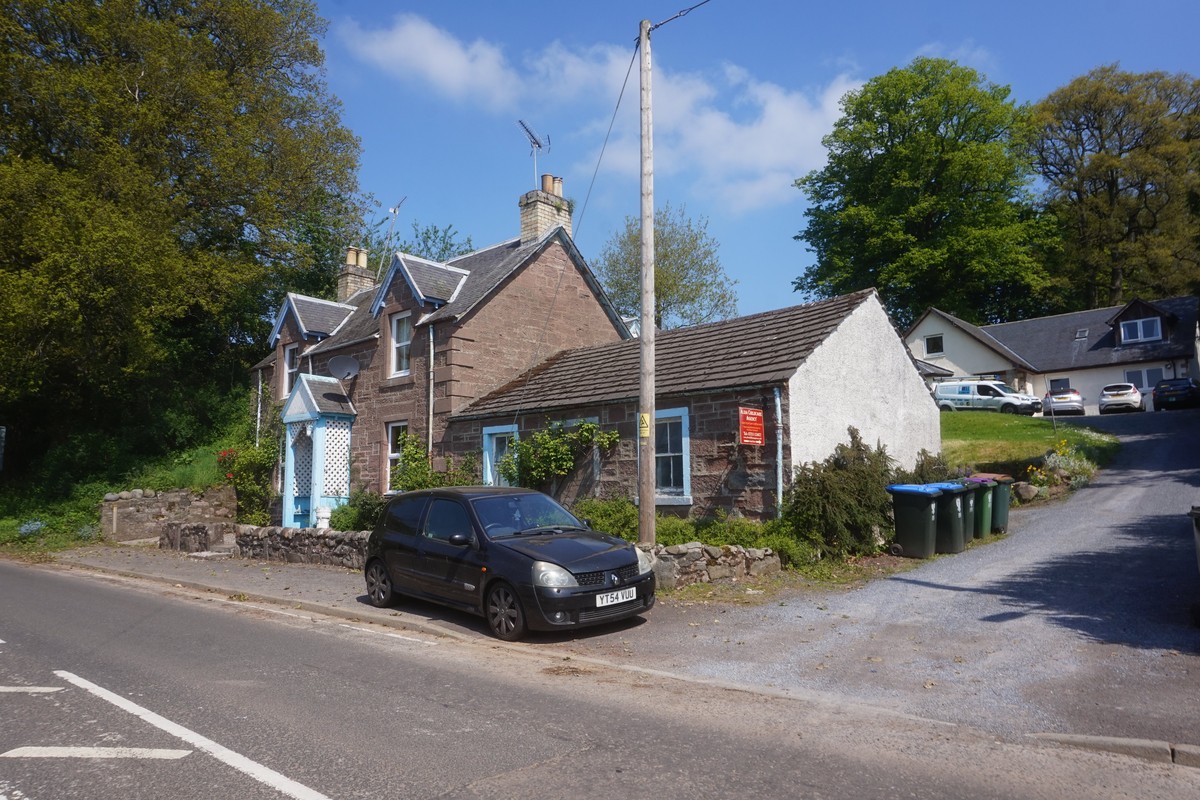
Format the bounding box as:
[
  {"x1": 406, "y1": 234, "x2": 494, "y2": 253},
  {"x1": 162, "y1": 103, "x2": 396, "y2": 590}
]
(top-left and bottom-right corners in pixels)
[{"x1": 933, "y1": 380, "x2": 1040, "y2": 415}]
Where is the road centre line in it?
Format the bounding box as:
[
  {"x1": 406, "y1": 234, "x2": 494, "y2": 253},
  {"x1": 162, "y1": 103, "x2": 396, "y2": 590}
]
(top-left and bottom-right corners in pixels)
[
  {"x1": 0, "y1": 687, "x2": 62, "y2": 693},
  {"x1": 2, "y1": 746, "x2": 190, "y2": 760},
  {"x1": 53, "y1": 671, "x2": 332, "y2": 800}
]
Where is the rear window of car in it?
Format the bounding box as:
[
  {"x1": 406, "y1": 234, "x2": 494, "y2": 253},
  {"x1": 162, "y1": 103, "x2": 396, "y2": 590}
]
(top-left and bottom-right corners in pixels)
[
  {"x1": 1156, "y1": 379, "x2": 1191, "y2": 389},
  {"x1": 1102, "y1": 384, "x2": 1135, "y2": 392}
]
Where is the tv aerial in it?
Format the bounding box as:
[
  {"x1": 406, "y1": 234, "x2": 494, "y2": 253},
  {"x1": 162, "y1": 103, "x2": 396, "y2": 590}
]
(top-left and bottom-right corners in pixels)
[
  {"x1": 327, "y1": 355, "x2": 360, "y2": 382},
  {"x1": 517, "y1": 119, "x2": 549, "y2": 188}
]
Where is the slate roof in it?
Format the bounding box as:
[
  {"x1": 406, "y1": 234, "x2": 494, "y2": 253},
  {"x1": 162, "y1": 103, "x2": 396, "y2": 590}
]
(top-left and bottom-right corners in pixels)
[
  {"x1": 455, "y1": 289, "x2": 878, "y2": 418},
  {"x1": 907, "y1": 308, "x2": 1036, "y2": 371},
  {"x1": 267, "y1": 293, "x2": 357, "y2": 349},
  {"x1": 303, "y1": 226, "x2": 628, "y2": 358},
  {"x1": 283, "y1": 374, "x2": 356, "y2": 420},
  {"x1": 982, "y1": 296, "x2": 1198, "y2": 372}
]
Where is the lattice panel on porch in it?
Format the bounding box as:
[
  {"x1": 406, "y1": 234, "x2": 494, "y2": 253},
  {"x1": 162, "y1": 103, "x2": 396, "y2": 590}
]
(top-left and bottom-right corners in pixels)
[
  {"x1": 290, "y1": 423, "x2": 312, "y2": 497},
  {"x1": 323, "y1": 419, "x2": 351, "y2": 496}
]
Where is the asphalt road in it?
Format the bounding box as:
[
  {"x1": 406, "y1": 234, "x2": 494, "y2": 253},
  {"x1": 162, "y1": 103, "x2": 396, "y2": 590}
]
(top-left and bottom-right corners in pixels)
[
  {"x1": 9, "y1": 560, "x2": 1200, "y2": 799},
  {"x1": 561, "y1": 407, "x2": 1200, "y2": 744}
]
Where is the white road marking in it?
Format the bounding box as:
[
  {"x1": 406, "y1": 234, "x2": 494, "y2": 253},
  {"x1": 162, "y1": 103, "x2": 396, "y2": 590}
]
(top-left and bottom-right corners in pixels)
[
  {"x1": 336, "y1": 624, "x2": 436, "y2": 645},
  {"x1": 2, "y1": 746, "x2": 190, "y2": 760},
  {"x1": 0, "y1": 687, "x2": 62, "y2": 693},
  {"x1": 54, "y1": 671, "x2": 332, "y2": 800}
]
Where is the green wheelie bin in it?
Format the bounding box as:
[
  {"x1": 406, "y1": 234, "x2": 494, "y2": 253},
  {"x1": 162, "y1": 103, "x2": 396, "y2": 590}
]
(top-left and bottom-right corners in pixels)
[
  {"x1": 972, "y1": 473, "x2": 1013, "y2": 533},
  {"x1": 964, "y1": 477, "x2": 996, "y2": 540},
  {"x1": 926, "y1": 482, "x2": 969, "y2": 554},
  {"x1": 885, "y1": 484, "x2": 942, "y2": 559}
]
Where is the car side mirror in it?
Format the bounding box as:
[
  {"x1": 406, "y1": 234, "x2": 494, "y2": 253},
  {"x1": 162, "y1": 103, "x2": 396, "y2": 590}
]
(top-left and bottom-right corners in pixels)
[
  {"x1": 581, "y1": 518, "x2": 594, "y2": 529},
  {"x1": 448, "y1": 533, "x2": 472, "y2": 547}
]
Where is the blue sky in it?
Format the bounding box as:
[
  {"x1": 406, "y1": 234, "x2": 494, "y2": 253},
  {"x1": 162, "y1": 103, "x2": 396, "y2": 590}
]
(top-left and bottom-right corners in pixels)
[{"x1": 315, "y1": 0, "x2": 1199, "y2": 317}]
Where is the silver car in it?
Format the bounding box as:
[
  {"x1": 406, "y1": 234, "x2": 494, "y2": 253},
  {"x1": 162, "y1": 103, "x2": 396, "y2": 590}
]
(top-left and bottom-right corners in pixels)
[
  {"x1": 1042, "y1": 388, "x2": 1085, "y2": 416},
  {"x1": 1098, "y1": 383, "x2": 1145, "y2": 414}
]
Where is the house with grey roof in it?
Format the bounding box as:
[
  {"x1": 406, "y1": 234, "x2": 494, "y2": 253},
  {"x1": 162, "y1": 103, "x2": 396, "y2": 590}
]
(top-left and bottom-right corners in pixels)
[
  {"x1": 905, "y1": 297, "x2": 1200, "y2": 413},
  {"x1": 448, "y1": 288, "x2": 940, "y2": 521},
  {"x1": 255, "y1": 177, "x2": 630, "y2": 527},
  {"x1": 256, "y1": 177, "x2": 939, "y2": 527}
]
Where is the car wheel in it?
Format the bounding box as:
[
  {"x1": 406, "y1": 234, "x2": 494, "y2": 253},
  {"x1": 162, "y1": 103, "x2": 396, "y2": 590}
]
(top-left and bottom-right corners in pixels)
[
  {"x1": 486, "y1": 581, "x2": 527, "y2": 641},
  {"x1": 939, "y1": 405, "x2": 954, "y2": 412},
  {"x1": 1000, "y1": 404, "x2": 1015, "y2": 414},
  {"x1": 365, "y1": 560, "x2": 395, "y2": 608}
]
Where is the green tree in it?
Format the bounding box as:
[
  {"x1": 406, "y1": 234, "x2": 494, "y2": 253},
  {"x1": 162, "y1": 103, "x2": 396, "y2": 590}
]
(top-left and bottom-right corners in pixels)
[
  {"x1": 794, "y1": 57, "x2": 1055, "y2": 328},
  {"x1": 594, "y1": 202, "x2": 738, "y2": 329},
  {"x1": 1032, "y1": 65, "x2": 1200, "y2": 308},
  {"x1": 0, "y1": 0, "x2": 362, "y2": 479}
]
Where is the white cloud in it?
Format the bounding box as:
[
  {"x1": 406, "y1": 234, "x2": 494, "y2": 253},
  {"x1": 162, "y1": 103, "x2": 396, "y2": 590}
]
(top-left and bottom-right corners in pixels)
[
  {"x1": 337, "y1": 13, "x2": 861, "y2": 215},
  {"x1": 914, "y1": 40, "x2": 999, "y2": 79},
  {"x1": 338, "y1": 14, "x2": 521, "y2": 110}
]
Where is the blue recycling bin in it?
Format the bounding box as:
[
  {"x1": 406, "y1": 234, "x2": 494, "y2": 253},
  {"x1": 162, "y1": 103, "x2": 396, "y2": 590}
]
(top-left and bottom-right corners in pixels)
[{"x1": 885, "y1": 484, "x2": 942, "y2": 559}]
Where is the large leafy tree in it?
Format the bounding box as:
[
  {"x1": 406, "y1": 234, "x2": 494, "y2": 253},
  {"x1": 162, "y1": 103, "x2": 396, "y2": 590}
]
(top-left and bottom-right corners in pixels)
[
  {"x1": 594, "y1": 202, "x2": 737, "y2": 329},
  {"x1": 794, "y1": 58, "x2": 1055, "y2": 328},
  {"x1": 1032, "y1": 65, "x2": 1200, "y2": 308},
  {"x1": 0, "y1": 0, "x2": 362, "y2": 478}
]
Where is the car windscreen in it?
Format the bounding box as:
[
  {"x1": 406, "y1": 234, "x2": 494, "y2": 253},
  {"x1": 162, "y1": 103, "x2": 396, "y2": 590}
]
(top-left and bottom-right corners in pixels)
[
  {"x1": 471, "y1": 494, "x2": 583, "y2": 538},
  {"x1": 994, "y1": 384, "x2": 1021, "y2": 395}
]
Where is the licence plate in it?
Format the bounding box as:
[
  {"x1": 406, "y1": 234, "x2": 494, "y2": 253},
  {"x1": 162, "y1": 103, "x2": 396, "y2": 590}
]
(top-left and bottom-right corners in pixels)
[{"x1": 596, "y1": 587, "x2": 637, "y2": 607}]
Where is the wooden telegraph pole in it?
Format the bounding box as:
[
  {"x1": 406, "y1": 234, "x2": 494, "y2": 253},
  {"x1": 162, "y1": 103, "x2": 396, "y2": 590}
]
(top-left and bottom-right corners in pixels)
[{"x1": 637, "y1": 18, "x2": 656, "y2": 547}]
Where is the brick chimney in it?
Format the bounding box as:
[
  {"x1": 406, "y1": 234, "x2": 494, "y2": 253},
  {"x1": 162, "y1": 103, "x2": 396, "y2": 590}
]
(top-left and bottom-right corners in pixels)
[
  {"x1": 337, "y1": 246, "x2": 374, "y2": 302},
  {"x1": 519, "y1": 174, "x2": 572, "y2": 244}
]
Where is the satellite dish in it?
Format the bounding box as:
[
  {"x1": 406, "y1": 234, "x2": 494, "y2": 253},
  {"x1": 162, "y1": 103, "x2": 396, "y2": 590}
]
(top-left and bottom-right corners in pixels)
[{"x1": 327, "y1": 355, "x2": 360, "y2": 381}]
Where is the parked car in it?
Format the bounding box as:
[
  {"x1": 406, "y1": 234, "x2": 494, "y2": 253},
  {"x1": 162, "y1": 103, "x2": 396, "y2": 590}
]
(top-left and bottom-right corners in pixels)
[
  {"x1": 933, "y1": 380, "x2": 1040, "y2": 414},
  {"x1": 1042, "y1": 388, "x2": 1085, "y2": 416},
  {"x1": 1152, "y1": 377, "x2": 1200, "y2": 410},
  {"x1": 363, "y1": 486, "x2": 656, "y2": 640},
  {"x1": 1098, "y1": 383, "x2": 1146, "y2": 414}
]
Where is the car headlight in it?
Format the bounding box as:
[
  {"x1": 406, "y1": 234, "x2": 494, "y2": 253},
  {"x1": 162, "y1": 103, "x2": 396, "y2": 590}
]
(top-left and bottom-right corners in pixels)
[
  {"x1": 532, "y1": 561, "x2": 578, "y2": 588},
  {"x1": 636, "y1": 546, "x2": 655, "y2": 575}
]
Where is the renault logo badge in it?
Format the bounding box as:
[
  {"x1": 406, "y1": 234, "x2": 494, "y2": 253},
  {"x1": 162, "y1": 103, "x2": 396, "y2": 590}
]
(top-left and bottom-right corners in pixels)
[{"x1": 609, "y1": 573, "x2": 621, "y2": 586}]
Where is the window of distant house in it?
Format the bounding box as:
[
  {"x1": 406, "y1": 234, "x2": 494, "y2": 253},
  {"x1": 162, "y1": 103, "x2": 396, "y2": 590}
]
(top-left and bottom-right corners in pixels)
[
  {"x1": 1120, "y1": 317, "x2": 1161, "y2": 344},
  {"x1": 385, "y1": 422, "x2": 408, "y2": 493},
  {"x1": 655, "y1": 407, "x2": 691, "y2": 501},
  {"x1": 283, "y1": 344, "x2": 300, "y2": 397},
  {"x1": 390, "y1": 312, "x2": 413, "y2": 376},
  {"x1": 482, "y1": 424, "x2": 517, "y2": 487},
  {"x1": 924, "y1": 334, "x2": 944, "y2": 357}
]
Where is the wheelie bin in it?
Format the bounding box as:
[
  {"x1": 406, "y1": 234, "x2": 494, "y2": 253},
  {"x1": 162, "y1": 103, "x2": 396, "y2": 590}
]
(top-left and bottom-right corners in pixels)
[
  {"x1": 925, "y1": 482, "x2": 969, "y2": 554},
  {"x1": 964, "y1": 477, "x2": 996, "y2": 540},
  {"x1": 885, "y1": 484, "x2": 942, "y2": 559},
  {"x1": 971, "y1": 473, "x2": 1013, "y2": 533}
]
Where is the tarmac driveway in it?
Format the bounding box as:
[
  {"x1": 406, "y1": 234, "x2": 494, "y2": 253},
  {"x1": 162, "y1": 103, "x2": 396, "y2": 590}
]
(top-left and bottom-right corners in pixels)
[{"x1": 562, "y1": 408, "x2": 1200, "y2": 744}]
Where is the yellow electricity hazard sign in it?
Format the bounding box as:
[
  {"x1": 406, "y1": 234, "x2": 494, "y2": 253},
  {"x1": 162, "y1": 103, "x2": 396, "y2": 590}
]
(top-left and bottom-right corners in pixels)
[{"x1": 638, "y1": 413, "x2": 650, "y2": 439}]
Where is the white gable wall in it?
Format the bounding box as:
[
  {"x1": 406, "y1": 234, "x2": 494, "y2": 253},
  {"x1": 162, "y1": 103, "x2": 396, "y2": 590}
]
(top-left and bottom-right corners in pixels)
[
  {"x1": 906, "y1": 316, "x2": 1016, "y2": 377},
  {"x1": 789, "y1": 296, "x2": 940, "y2": 470}
]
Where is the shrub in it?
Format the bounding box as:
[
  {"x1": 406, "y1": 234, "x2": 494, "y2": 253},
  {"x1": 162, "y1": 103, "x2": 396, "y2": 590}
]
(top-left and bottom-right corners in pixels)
[
  {"x1": 498, "y1": 422, "x2": 619, "y2": 493},
  {"x1": 571, "y1": 496, "x2": 638, "y2": 539},
  {"x1": 892, "y1": 449, "x2": 955, "y2": 484},
  {"x1": 779, "y1": 427, "x2": 895, "y2": 559},
  {"x1": 329, "y1": 488, "x2": 386, "y2": 532},
  {"x1": 389, "y1": 433, "x2": 479, "y2": 492}
]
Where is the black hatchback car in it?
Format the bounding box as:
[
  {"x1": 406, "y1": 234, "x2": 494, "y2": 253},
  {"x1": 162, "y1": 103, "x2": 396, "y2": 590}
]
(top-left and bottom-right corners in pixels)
[
  {"x1": 363, "y1": 487, "x2": 656, "y2": 640},
  {"x1": 1152, "y1": 377, "x2": 1200, "y2": 410}
]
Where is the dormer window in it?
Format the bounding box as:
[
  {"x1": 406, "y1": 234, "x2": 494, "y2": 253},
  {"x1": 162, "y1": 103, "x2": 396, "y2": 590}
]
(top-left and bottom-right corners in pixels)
[
  {"x1": 283, "y1": 343, "x2": 300, "y2": 397},
  {"x1": 1120, "y1": 317, "x2": 1161, "y2": 344},
  {"x1": 390, "y1": 312, "x2": 413, "y2": 376}
]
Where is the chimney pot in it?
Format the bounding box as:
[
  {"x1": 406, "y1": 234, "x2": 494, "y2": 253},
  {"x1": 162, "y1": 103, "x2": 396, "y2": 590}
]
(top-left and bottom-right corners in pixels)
[
  {"x1": 553, "y1": 176, "x2": 563, "y2": 197},
  {"x1": 356, "y1": 248, "x2": 369, "y2": 269},
  {"x1": 541, "y1": 173, "x2": 554, "y2": 193}
]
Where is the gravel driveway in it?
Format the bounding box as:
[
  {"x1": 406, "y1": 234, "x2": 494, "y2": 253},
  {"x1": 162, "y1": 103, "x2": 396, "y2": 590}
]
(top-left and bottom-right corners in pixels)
[{"x1": 564, "y1": 408, "x2": 1200, "y2": 743}]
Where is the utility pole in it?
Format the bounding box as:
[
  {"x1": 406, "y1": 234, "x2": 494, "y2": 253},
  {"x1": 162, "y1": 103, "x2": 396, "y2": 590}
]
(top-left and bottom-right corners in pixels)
[{"x1": 637, "y1": 18, "x2": 656, "y2": 547}]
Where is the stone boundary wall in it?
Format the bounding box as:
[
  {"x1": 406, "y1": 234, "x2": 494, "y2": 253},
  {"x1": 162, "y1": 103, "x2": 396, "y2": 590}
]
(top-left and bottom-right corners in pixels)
[
  {"x1": 100, "y1": 487, "x2": 236, "y2": 542},
  {"x1": 158, "y1": 523, "x2": 781, "y2": 590}
]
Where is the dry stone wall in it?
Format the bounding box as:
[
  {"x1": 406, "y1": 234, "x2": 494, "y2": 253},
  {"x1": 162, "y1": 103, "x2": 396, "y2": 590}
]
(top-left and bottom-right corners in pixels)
[{"x1": 100, "y1": 487, "x2": 236, "y2": 542}]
